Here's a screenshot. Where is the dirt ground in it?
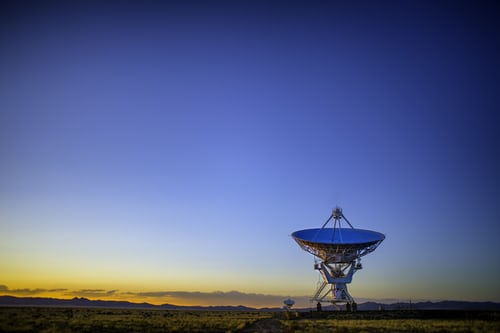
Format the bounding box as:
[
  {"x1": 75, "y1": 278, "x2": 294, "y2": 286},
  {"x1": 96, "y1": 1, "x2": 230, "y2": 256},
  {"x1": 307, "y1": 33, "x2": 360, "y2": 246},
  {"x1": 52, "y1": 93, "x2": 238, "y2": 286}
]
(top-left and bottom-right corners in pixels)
[{"x1": 238, "y1": 317, "x2": 284, "y2": 333}]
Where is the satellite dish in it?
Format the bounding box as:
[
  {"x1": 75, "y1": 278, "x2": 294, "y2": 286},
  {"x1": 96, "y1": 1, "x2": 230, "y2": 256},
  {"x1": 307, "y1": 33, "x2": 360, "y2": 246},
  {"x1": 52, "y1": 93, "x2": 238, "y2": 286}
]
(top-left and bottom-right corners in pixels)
[
  {"x1": 292, "y1": 228, "x2": 385, "y2": 263},
  {"x1": 291, "y1": 207, "x2": 385, "y2": 311},
  {"x1": 283, "y1": 298, "x2": 295, "y2": 310}
]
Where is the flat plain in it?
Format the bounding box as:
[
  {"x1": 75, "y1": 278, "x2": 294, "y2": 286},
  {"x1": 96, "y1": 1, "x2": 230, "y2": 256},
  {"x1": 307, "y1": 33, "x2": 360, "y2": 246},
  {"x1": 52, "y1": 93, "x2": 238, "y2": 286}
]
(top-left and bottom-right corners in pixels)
[
  {"x1": 0, "y1": 307, "x2": 270, "y2": 333},
  {"x1": 0, "y1": 307, "x2": 499, "y2": 333}
]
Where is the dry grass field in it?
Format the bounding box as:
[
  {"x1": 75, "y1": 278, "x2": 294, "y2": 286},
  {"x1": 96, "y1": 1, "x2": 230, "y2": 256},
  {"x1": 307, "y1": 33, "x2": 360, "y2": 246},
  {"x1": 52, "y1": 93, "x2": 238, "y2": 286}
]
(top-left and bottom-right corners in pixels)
[
  {"x1": 0, "y1": 307, "x2": 271, "y2": 333},
  {"x1": 0, "y1": 307, "x2": 499, "y2": 333},
  {"x1": 282, "y1": 317, "x2": 500, "y2": 333}
]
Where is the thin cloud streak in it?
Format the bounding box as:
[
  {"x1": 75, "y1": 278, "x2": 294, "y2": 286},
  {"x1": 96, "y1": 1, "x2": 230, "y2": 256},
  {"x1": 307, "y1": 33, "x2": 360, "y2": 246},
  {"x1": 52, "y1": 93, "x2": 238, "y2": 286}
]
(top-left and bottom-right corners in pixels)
[
  {"x1": 64, "y1": 289, "x2": 119, "y2": 298},
  {"x1": 0, "y1": 285, "x2": 67, "y2": 295}
]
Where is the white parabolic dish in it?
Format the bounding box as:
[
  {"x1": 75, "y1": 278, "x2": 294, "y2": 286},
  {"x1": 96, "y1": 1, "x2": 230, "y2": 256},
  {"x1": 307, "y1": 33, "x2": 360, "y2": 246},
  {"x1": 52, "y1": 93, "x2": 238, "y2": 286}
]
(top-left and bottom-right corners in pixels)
[{"x1": 292, "y1": 228, "x2": 385, "y2": 263}]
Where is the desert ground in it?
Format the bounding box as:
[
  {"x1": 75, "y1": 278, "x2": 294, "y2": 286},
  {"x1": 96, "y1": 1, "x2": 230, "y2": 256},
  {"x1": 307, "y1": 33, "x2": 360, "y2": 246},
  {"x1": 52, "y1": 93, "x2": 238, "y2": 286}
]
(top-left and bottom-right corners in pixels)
[{"x1": 1, "y1": 307, "x2": 499, "y2": 333}]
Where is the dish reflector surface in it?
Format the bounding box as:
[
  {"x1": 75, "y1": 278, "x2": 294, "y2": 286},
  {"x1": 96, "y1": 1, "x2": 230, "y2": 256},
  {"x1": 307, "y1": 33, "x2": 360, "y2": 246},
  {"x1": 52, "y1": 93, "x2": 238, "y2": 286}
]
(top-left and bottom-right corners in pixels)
[
  {"x1": 292, "y1": 228, "x2": 384, "y2": 244},
  {"x1": 292, "y1": 228, "x2": 385, "y2": 263}
]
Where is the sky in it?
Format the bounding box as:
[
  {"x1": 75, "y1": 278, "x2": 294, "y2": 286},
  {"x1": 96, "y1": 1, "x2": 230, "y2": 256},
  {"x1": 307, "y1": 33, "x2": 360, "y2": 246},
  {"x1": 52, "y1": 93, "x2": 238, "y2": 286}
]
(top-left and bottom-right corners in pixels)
[{"x1": 1, "y1": 0, "x2": 499, "y2": 308}]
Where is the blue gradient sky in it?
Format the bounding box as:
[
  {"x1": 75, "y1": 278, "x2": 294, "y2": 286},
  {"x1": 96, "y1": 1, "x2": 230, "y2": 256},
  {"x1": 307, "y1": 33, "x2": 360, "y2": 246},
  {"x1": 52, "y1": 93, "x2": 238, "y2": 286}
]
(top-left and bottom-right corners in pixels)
[{"x1": 1, "y1": 1, "x2": 499, "y2": 307}]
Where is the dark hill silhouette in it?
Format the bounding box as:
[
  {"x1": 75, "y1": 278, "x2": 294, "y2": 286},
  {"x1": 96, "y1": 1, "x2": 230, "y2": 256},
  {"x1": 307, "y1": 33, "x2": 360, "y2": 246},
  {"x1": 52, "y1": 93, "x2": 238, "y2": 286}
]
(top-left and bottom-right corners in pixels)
[
  {"x1": 1, "y1": 295, "x2": 499, "y2": 311},
  {"x1": 0, "y1": 295, "x2": 255, "y2": 311}
]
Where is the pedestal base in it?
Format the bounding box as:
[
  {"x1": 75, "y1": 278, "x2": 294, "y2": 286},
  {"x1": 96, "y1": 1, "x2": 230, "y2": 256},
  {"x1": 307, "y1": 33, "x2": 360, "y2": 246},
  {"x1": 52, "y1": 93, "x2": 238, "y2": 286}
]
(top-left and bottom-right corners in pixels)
[{"x1": 311, "y1": 261, "x2": 360, "y2": 311}]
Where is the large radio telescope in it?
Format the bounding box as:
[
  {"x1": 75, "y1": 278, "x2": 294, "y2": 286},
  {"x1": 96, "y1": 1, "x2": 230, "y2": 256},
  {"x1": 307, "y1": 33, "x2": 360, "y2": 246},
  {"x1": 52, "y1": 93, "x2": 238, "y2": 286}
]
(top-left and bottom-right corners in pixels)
[{"x1": 292, "y1": 206, "x2": 385, "y2": 311}]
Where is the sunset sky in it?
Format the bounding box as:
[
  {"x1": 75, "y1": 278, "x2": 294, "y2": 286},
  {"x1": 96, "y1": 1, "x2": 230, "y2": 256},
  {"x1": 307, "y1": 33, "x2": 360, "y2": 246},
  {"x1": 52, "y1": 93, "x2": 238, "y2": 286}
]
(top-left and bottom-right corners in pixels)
[{"x1": 1, "y1": 0, "x2": 499, "y2": 308}]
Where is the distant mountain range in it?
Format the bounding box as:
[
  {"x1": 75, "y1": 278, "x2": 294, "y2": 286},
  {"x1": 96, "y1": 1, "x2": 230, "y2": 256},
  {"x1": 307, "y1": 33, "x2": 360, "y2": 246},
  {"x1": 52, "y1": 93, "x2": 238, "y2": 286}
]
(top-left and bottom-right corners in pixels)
[
  {"x1": 0, "y1": 295, "x2": 256, "y2": 311},
  {"x1": 1, "y1": 295, "x2": 499, "y2": 311}
]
